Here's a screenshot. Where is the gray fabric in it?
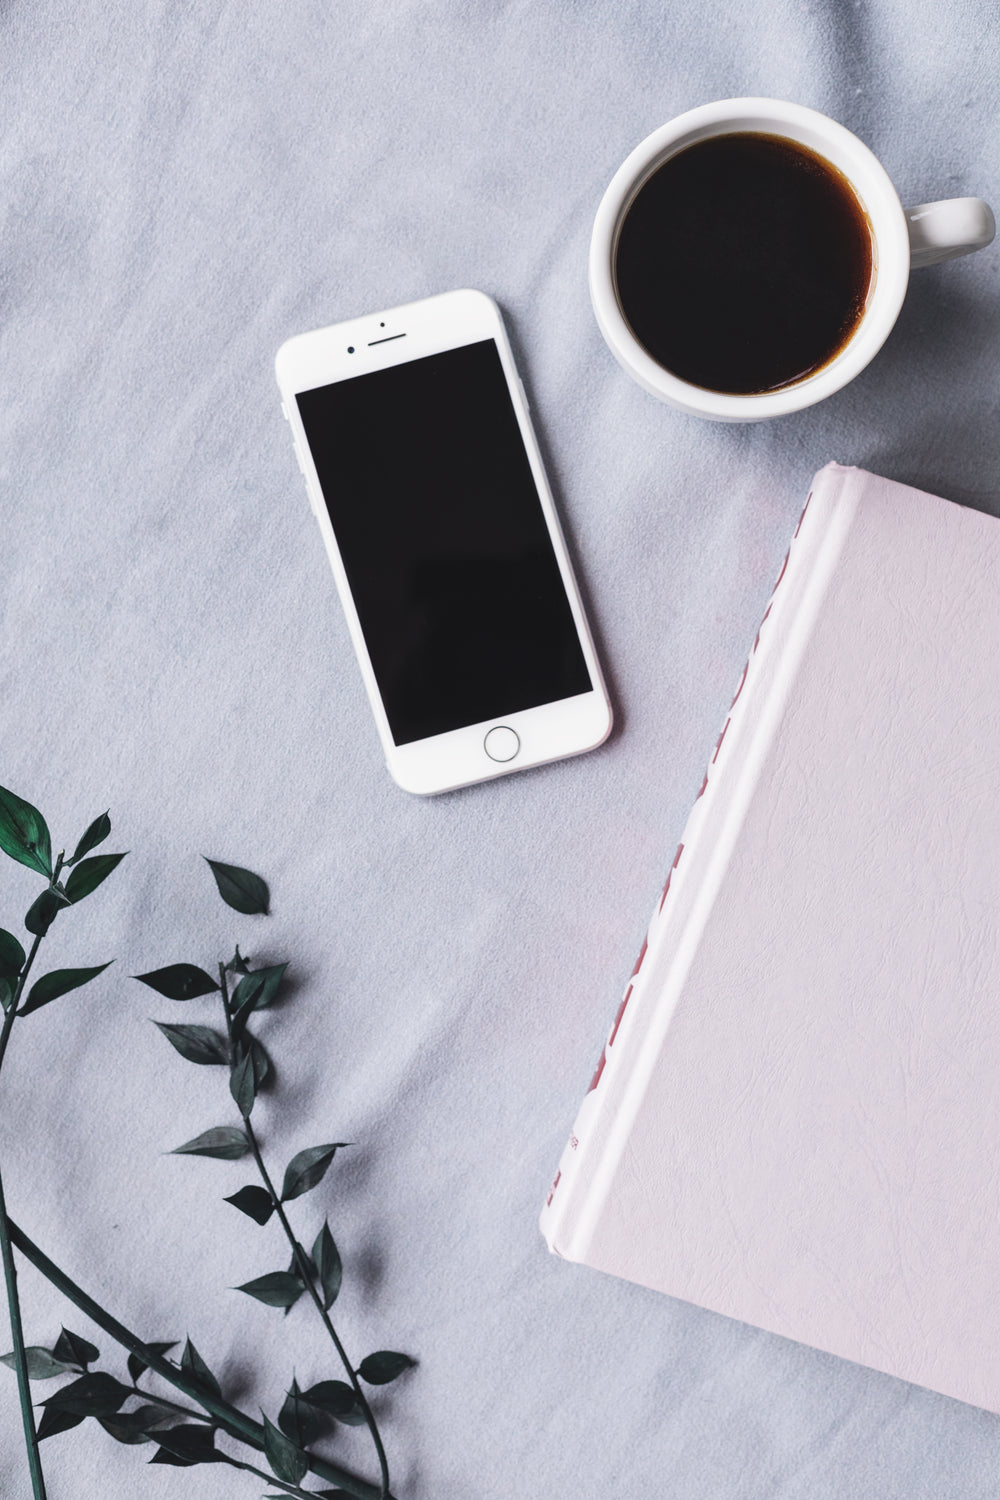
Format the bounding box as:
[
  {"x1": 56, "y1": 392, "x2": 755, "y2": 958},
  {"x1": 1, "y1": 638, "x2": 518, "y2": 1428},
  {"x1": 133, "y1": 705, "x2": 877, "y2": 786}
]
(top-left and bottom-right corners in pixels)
[{"x1": 2, "y1": 2, "x2": 999, "y2": 1496}]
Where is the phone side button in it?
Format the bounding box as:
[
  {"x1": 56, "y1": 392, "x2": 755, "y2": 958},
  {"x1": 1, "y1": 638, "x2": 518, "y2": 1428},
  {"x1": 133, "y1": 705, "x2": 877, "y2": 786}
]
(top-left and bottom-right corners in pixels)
[{"x1": 483, "y1": 726, "x2": 520, "y2": 762}]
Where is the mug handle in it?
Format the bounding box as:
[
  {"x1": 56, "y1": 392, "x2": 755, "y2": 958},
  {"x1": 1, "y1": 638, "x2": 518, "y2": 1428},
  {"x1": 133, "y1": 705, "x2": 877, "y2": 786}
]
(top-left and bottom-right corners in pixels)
[{"x1": 905, "y1": 197, "x2": 995, "y2": 268}]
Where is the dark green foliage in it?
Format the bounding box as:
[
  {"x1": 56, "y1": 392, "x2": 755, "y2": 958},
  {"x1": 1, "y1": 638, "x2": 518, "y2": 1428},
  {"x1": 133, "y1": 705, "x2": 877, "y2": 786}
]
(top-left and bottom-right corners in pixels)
[
  {"x1": 40, "y1": 1372, "x2": 131, "y2": 1416},
  {"x1": 0, "y1": 785, "x2": 51, "y2": 876},
  {"x1": 36, "y1": 1406, "x2": 85, "y2": 1441},
  {"x1": 67, "y1": 812, "x2": 111, "y2": 866},
  {"x1": 247, "y1": 1034, "x2": 271, "y2": 1088},
  {"x1": 0, "y1": 832, "x2": 414, "y2": 1496},
  {"x1": 133, "y1": 963, "x2": 219, "y2": 1000},
  {"x1": 227, "y1": 945, "x2": 251, "y2": 974},
  {"x1": 0, "y1": 1346, "x2": 73, "y2": 1380},
  {"x1": 262, "y1": 1412, "x2": 307, "y2": 1485},
  {"x1": 224, "y1": 1185, "x2": 274, "y2": 1225},
  {"x1": 235, "y1": 1272, "x2": 304, "y2": 1310},
  {"x1": 149, "y1": 1424, "x2": 223, "y2": 1465},
  {"x1": 312, "y1": 1221, "x2": 343, "y2": 1311},
  {"x1": 20, "y1": 963, "x2": 113, "y2": 1017},
  {"x1": 280, "y1": 1144, "x2": 348, "y2": 1203},
  {"x1": 0, "y1": 928, "x2": 25, "y2": 979},
  {"x1": 64, "y1": 852, "x2": 127, "y2": 904},
  {"x1": 357, "y1": 1351, "x2": 417, "y2": 1386},
  {"x1": 301, "y1": 1379, "x2": 366, "y2": 1425},
  {"x1": 171, "y1": 1126, "x2": 249, "y2": 1160},
  {"x1": 180, "y1": 1337, "x2": 221, "y2": 1400},
  {"x1": 154, "y1": 1021, "x2": 229, "y2": 1066},
  {"x1": 98, "y1": 1405, "x2": 171, "y2": 1445},
  {"x1": 278, "y1": 1377, "x2": 326, "y2": 1448},
  {"x1": 204, "y1": 858, "x2": 270, "y2": 916},
  {"x1": 229, "y1": 1046, "x2": 257, "y2": 1117},
  {"x1": 232, "y1": 962, "x2": 287, "y2": 1016},
  {"x1": 127, "y1": 1341, "x2": 177, "y2": 1386},
  {"x1": 24, "y1": 886, "x2": 70, "y2": 937},
  {"x1": 51, "y1": 1328, "x2": 99, "y2": 1370}
]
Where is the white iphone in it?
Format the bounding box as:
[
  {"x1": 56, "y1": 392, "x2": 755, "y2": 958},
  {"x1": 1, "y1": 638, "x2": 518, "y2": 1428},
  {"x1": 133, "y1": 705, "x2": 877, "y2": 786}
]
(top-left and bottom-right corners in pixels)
[{"x1": 275, "y1": 289, "x2": 612, "y2": 795}]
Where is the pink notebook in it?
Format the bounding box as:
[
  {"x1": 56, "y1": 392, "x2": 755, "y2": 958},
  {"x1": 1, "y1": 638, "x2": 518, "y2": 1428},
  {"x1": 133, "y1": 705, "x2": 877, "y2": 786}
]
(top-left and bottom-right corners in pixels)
[{"x1": 542, "y1": 463, "x2": 1000, "y2": 1413}]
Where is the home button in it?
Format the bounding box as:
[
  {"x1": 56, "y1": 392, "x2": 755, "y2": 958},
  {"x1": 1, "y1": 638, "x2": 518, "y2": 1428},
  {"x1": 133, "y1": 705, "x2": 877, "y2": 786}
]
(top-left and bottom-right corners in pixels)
[{"x1": 483, "y1": 725, "x2": 520, "y2": 762}]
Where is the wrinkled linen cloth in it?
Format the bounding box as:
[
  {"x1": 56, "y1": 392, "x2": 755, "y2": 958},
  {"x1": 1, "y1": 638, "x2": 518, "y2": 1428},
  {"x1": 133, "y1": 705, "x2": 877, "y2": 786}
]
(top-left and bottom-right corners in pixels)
[{"x1": 2, "y1": 2, "x2": 999, "y2": 1497}]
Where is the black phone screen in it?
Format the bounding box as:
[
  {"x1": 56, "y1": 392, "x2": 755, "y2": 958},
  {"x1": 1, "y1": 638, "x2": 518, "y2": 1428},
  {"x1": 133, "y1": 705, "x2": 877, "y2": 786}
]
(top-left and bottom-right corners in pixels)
[{"x1": 296, "y1": 339, "x2": 593, "y2": 746}]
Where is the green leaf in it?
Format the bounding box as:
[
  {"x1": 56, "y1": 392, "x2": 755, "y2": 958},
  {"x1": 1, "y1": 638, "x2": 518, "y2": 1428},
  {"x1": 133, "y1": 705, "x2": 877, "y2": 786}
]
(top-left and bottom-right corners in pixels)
[
  {"x1": 229, "y1": 1046, "x2": 256, "y2": 1117},
  {"x1": 98, "y1": 1404, "x2": 171, "y2": 1445},
  {"x1": 0, "y1": 785, "x2": 52, "y2": 876},
  {"x1": 232, "y1": 962, "x2": 287, "y2": 1015},
  {"x1": 41, "y1": 1371, "x2": 131, "y2": 1416},
  {"x1": 262, "y1": 1412, "x2": 307, "y2": 1485},
  {"x1": 357, "y1": 1350, "x2": 416, "y2": 1386},
  {"x1": 224, "y1": 1185, "x2": 274, "y2": 1225},
  {"x1": 64, "y1": 852, "x2": 127, "y2": 904},
  {"x1": 248, "y1": 1034, "x2": 271, "y2": 1088},
  {"x1": 133, "y1": 963, "x2": 219, "y2": 1000},
  {"x1": 180, "y1": 1337, "x2": 221, "y2": 1400},
  {"x1": 0, "y1": 1346, "x2": 73, "y2": 1380},
  {"x1": 20, "y1": 962, "x2": 113, "y2": 1017},
  {"x1": 150, "y1": 1424, "x2": 223, "y2": 1465},
  {"x1": 127, "y1": 1341, "x2": 177, "y2": 1386},
  {"x1": 301, "y1": 1379, "x2": 366, "y2": 1425},
  {"x1": 24, "y1": 886, "x2": 71, "y2": 937},
  {"x1": 280, "y1": 1143, "x2": 348, "y2": 1203},
  {"x1": 51, "y1": 1328, "x2": 99, "y2": 1370},
  {"x1": 235, "y1": 1272, "x2": 304, "y2": 1310},
  {"x1": 278, "y1": 1377, "x2": 325, "y2": 1448},
  {"x1": 0, "y1": 978, "x2": 11, "y2": 1015},
  {"x1": 171, "y1": 1126, "x2": 249, "y2": 1161},
  {"x1": 67, "y1": 811, "x2": 111, "y2": 865},
  {"x1": 0, "y1": 928, "x2": 25, "y2": 980},
  {"x1": 227, "y1": 945, "x2": 251, "y2": 974},
  {"x1": 36, "y1": 1405, "x2": 85, "y2": 1441},
  {"x1": 312, "y1": 1221, "x2": 343, "y2": 1311},
  {"x1": 204, "y1": 858, "x2": 270, "y2": 915},
  {"x1": 154, "y1": 1022, "x2": 229, "y2": 1066}
]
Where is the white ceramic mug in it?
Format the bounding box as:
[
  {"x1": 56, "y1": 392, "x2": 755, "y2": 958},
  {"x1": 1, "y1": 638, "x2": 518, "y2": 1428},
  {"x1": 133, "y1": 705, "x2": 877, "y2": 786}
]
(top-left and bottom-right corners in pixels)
[{"x1": 589, "y1": 98, "x2": 995, "y2": 421}]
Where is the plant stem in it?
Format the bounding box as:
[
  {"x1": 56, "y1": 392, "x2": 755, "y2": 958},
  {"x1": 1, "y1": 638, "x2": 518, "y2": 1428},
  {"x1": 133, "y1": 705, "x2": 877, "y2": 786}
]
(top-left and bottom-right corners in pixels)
[
  {"x1": 127, "y1": 1383, "x2": 213, "y2": 1423},
  {"x1": 0, "y1": 1159, "x2": 47, "y2": 1500},
  {"x1": 221, "y1": 1452, "x2": 330, "y2": 1498},
  {"x1": 218, "y1": 965, "x2": 392, "y2": 1500},
  {"x1": 0, "y1": 883, "x2": 57, "y2": 1500},
  {"x1": 5, "y1": 1218, "x2": 390, "y2": 1500}
]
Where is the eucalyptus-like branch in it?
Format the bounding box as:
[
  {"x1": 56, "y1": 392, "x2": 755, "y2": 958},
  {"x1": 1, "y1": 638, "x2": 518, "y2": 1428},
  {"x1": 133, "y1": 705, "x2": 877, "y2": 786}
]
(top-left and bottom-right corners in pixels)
[
  {"x1": 218, "y1": 963, "x2": 392, "y2": 1500},
  {"x1": 5, "y1": 1218, "x2": 390, "y2": 1500}
]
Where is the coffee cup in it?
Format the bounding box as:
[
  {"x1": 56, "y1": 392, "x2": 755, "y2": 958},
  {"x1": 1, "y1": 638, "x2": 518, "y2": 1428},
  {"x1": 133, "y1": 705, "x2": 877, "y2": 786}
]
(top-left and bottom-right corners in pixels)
[{"x1": 589, "y1": 98, "x2": 995, "y2": 421}]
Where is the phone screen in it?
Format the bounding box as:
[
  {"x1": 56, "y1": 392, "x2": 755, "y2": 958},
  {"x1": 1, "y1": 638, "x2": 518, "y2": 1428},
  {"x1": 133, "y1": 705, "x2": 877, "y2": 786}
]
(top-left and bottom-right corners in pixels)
[{"x1": 296, "y1": 339, "x2": 593, "y2": 746}]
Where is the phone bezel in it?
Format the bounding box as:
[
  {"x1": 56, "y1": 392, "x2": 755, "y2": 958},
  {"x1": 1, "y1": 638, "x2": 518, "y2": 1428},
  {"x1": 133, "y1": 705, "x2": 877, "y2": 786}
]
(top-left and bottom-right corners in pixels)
[{"x1": 275, "y1": 288, "x2": 611, "y2": 794}]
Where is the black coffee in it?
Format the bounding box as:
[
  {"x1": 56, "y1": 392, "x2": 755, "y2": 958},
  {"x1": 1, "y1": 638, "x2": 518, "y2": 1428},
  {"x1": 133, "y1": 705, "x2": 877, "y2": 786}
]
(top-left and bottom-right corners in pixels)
[{"x1": 613, "y1": 132, "x2": 874, "y2": 396}]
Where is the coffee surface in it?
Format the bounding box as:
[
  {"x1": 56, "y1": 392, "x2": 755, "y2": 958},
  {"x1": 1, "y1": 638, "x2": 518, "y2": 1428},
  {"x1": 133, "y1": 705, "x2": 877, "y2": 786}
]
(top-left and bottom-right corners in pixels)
[{"x1": 613, "y1": 132, "x2": 874, "y2": 395}]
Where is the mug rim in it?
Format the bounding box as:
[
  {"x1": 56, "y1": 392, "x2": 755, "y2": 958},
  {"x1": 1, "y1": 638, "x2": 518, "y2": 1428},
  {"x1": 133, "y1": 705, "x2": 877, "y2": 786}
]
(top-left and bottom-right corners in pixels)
[{"x1": 589, "y1": 98, "x2": 911, "y2": 421}]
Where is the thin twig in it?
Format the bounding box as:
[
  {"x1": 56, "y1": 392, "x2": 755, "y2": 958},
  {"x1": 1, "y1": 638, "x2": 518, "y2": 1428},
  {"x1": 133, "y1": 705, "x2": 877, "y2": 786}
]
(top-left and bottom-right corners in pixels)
[
  {"x1": 218, "y1": 964, "x2": 391, "y2": 1500},
  {"x1": 0, "y1": 1158, "x2": 47, "y2": 1500},
  {"x1": 0, "y1": 887, "x2": 57, "y2": 1500}
]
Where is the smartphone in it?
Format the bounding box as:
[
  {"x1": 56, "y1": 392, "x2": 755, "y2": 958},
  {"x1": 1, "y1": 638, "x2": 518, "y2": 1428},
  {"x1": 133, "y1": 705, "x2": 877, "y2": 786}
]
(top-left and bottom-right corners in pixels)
[{"x1": 275, "y1": 289, "x2": 612, "y2": 795}]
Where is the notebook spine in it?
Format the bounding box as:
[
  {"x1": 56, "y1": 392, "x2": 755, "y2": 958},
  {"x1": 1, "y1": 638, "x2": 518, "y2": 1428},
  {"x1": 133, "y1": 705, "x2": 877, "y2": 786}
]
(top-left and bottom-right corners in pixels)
[{"x1": 540, "y1": 472, "x2": 844, "y2": 1259}]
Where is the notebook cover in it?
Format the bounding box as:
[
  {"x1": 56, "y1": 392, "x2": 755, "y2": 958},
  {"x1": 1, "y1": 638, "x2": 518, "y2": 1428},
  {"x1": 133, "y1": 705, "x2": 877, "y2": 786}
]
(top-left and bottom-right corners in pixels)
[{"x1": 542, "y1": 463, "x2": 1000, "y2": 1414}]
